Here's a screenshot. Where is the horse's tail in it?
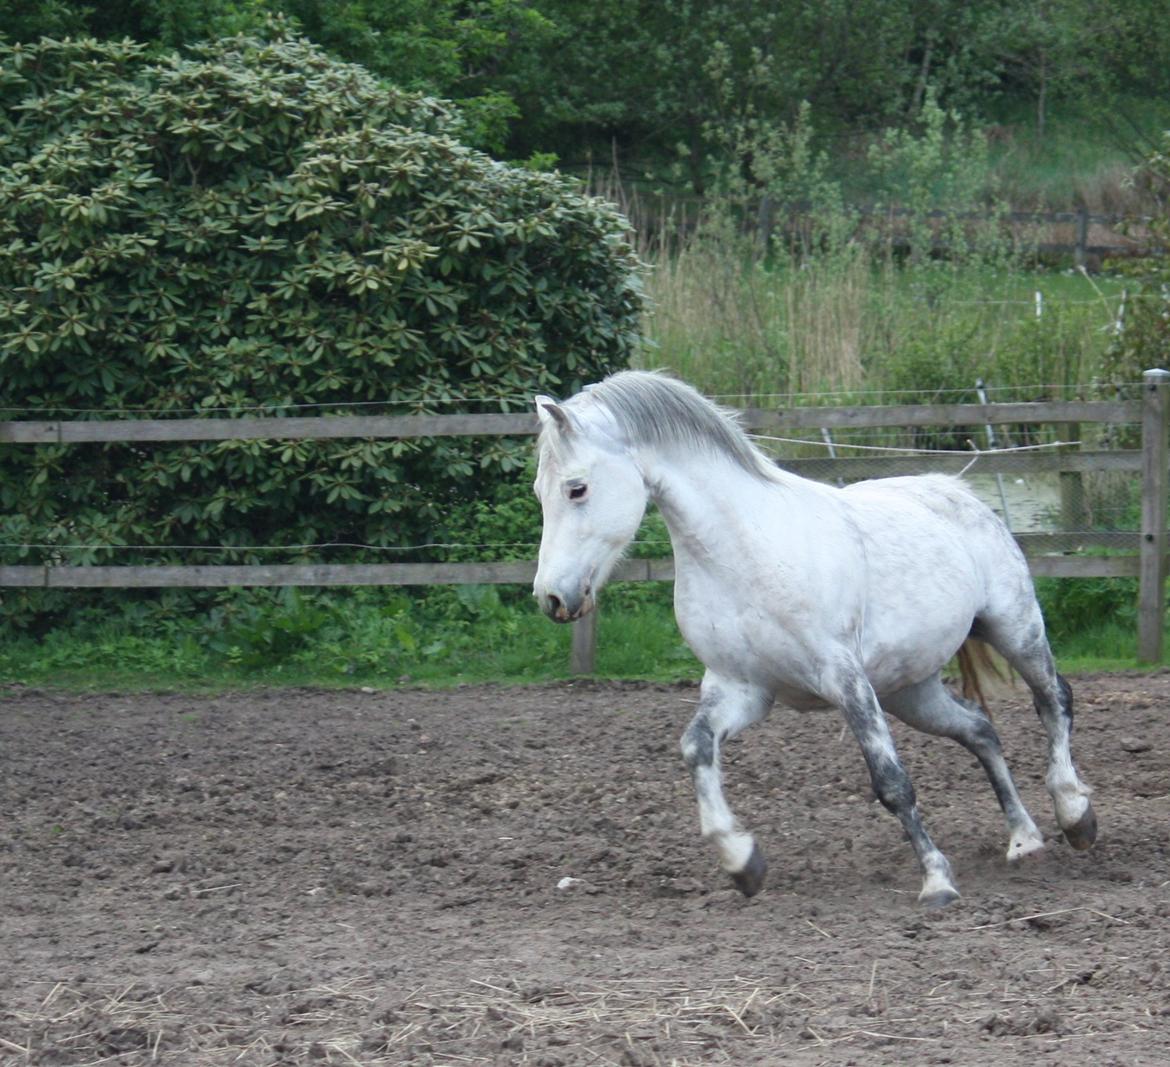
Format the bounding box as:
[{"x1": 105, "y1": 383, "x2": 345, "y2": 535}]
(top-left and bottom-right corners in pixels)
[{"x1": 956, "y1": 637, "x2": 1009, "y2": 721}]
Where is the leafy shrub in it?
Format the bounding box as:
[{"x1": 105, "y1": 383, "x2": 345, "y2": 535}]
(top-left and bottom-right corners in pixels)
[
  {"x1": 1035, "y1": 572, "x2": 1138, "y2": 645},
  {"x1": 0, "y1": 27, "x2": 642, "y2": 628},
  {"x1": 439, "y1": 467, "x2": 542, "y2": 564}
]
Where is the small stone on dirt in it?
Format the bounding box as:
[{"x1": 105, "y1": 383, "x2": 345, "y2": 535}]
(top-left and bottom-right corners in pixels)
[{"x1": 1121, "y1": 736, "x2": 1152, "y2": 753}]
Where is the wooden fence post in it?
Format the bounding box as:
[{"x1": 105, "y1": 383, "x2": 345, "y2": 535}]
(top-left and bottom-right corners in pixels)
[
  {"x1": 570, "y1": 611, "x2": 598, "y2": 675},
  {"x1": 1139, "y1": 368, "x2": 1170, "y2": 662},
  {"x1": 1058, "y1": 420, "x2": 1085, "y2": 530},
  {"x1": 1074, "y1": 207, "x2": 1090, "y2": 270}
]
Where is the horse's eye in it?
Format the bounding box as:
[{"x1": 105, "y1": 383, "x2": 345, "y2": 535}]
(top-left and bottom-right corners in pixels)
[{"x1": 568, "y1": 483, "x2": 588, "y2": 501}]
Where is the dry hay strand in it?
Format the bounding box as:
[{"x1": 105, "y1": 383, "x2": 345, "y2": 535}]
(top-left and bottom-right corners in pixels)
[
  {"x1": 2, "y1": 980, "x2": 186, "y2": 1064},
  {"x1": 4, "y1": 962, "x2": 1162, "y2": 1065},
  {"x1": 376, "y1": 974, "x2": 814, "y2": 1065},
  {"x1": 369, "y1": 956, "x2": 1164, "y2": 1064},
  {"x1": 1, "y1": 977, "x2": 389, "y2": 1066}
]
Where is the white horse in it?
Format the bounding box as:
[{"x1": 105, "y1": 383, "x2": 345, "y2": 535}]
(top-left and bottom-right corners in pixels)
[{"x1": 532, "y1": 370, "x2": 1096, "y2": 907}]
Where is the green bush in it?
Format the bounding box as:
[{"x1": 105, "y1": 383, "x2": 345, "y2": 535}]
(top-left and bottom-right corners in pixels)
[
  {"x1": 1035, "y1": 573, "x2": 1138, "y2": 645},
  {"x1": 0, "y1": 27, "x2": 642, "y2": 629}
]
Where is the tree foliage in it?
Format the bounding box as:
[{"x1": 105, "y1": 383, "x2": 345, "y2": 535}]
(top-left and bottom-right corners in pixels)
[
  {"x1": 0, "y1": 27, "x2": 641, "y2": 626},
  {"x1": 0, "y1": 1, "x2": 556, "y2": 154},
  {"x1": 509, "y1": 0, "x2": 1167, "y2": 188},
  {"x1": 6, "y1": 1, "x2": 1169, "y2": 179}
]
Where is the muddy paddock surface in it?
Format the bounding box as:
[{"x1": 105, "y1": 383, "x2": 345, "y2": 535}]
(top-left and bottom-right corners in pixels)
[{"x1": 1, "y1": 673, "x2": 1169, "y2": 1066}]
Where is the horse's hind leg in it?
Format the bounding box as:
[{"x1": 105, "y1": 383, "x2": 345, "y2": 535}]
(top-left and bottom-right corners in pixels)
[
  {"x1": 882, "y1": 674, "x2": 1044, "y2": 860},
  {"x1": 1028, "y1": 667, "x2": 1096, "y2": 849},
  {"x1": 979, "y1": 615, "x2": 1096, "y2": 850},
  {"x1": 680, "y1": 673, "x2": 772, "y2": 896}
]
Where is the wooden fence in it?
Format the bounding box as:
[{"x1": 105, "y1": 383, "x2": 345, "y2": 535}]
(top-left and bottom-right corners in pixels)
[
  {"x1": 762, "y1": 205, "x2": 1164, "y2": 268},
  {"x1": 622, "y1": 188, "x2": 1163, "y2": 267},
  {"x1": 3, "y1": 369, "x2": 1169, "y2": 671}
]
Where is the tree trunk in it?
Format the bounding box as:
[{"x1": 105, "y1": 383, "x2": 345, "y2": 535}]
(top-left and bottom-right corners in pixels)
[
  {"x1": 910, "y1": 40, "x2": 934, "y2": 115},
  {"x1": 1036, "y1": 49, "x2": 1048, "y2": 141},
  {"x1": 686, "y1": 116, "x2": 705, "y2": 196}
]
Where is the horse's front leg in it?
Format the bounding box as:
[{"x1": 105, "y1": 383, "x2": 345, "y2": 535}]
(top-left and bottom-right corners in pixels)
[
  {"x1": 832, "y1": 667, "x2": 961, "y2": 907},
  {"x1": 680, "y1": 673, "x2": 773, "y2": 896}
]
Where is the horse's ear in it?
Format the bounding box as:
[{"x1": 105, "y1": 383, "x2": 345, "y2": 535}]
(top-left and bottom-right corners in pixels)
[{"x1": 535, "y1": 396, "x2": 572, "y2": 435}]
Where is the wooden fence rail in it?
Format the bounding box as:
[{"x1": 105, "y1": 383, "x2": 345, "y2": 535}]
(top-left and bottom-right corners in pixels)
[
  {"x1": 0, "y1": 399, "x2": 1137, "y2": 444},
  {"x1": 609, "y1": 181, "x2": 1165, "y2": 266},
  {"x1": 3, "y1": 373, "x2": 1168, "y2": 670},
  {"x1": 758, "y1": 204, "x2": 1163, "y2": 267}
]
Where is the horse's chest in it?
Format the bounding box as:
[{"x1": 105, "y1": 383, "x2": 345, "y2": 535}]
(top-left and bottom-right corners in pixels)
[{"x1": 673, "y1": 582, "x2": 837, "y2": 697}]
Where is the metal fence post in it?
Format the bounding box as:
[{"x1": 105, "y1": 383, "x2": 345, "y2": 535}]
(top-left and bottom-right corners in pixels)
[
  {"x1": 570, "y1": 610, "x2": 598, "y2": 674},
  {"x1": 1139, "y1": 368, "x2": 1170, "y2": 662}
]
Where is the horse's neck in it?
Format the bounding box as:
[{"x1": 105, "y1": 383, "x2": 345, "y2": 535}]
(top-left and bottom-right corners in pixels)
[{"x1": 645, "y1": 449, "x2": 807, "y2": 565}]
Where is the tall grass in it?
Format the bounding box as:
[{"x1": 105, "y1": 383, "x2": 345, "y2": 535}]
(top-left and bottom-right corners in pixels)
[
  {"x1": 982, "y1": 97, "x2": 1168, "y2": 212},
  {"x1": 641, "y1": 247, "x2": 1125, "y2": 403},
  {"x1": 644, "y1": 242, "x2": 875, "y2": 397},
  {"x1": 626, "y1": 89, "x2": 1151, "y2": 403}
]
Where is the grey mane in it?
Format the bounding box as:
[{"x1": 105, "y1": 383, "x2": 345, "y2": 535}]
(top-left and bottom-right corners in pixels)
[{"x1": 569, "y1": 370, "x2": 781, "y2": 481}]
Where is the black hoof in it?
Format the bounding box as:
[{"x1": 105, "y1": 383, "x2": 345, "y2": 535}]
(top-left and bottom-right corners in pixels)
[
  {"x1": 730, "y1": 844, "x2": 767, "y2": 898},
  {"x1": 1063, "y1": 803, "x2": 1098, "y2": 851}
]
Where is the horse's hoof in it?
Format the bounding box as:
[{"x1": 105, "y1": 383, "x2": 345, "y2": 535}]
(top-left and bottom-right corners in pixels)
[
  {"x1": 1006, "y1": 828, "x2": 1045, "y2": 862},
  {"x1": 918, "y1": 866, "x2": 960, "y2": 908},
  {"x1": 1062, "y1": 803, "x2": 1098, "y2": 851},
  {"x1": 918, "y1": 885, "x2": 961, "y2": 909},
  {"x1": 730, "y1": 844, "x2": 767, "y2": 898}
]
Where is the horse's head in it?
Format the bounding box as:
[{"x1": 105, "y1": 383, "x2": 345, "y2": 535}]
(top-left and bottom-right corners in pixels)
[{"x1": 532, "y1": 392, "x2": 647, "y2": 622}]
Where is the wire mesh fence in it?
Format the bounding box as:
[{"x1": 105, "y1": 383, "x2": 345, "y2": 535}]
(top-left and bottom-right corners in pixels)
[{"x1": 750, "y1": 412, "x2": 1143, "y2": 552}]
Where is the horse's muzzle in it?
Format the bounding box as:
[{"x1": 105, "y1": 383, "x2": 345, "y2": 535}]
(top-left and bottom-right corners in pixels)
[{"x1": 539, "y1": 587, "x2": 593, "y2": 623}]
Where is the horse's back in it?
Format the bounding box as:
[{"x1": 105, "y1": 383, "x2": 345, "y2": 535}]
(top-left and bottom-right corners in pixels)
[
  {"x1": 843, "y1": 473, "x2": 1031, "y2": 587},
  {"x1": 843, "y1": 474, "x2": 1016, "y2": 551}
]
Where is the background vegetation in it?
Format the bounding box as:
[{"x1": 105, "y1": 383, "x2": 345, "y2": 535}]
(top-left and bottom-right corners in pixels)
[
  {"x1": 0, "y1": 29, "x2": 640, "y2": 634},
  {"x1": 4, "y1": 0, "x2": 1168, "y2": 194},
  {"x1": 1, "y1": 1, "x2": 1169, "y2": 685}
]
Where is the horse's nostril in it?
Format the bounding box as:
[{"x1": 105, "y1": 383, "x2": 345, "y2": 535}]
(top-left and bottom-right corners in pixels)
[{"x1": 546, "y1": 593, "x2": 563, "y2": 616}]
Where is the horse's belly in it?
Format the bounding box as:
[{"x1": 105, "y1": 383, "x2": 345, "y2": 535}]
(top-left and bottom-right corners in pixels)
[
  {"x1": 771, "y1": 685, "x2": 834, "y2": 711},
  {"x1": 675, "y1": 562, "x2": 976, "y2": 705},
  {"x1": 862, "y1": 635, "x2": 965, "y2": 697}
]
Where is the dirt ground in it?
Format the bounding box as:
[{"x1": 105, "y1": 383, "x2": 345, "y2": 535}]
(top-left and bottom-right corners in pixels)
[{"x1": 1, "y1": 672, "x2": 1168, "y2": 1066}]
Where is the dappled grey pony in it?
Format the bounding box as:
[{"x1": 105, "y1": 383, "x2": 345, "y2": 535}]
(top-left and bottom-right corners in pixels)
[{"x1": 532, "y1": 370, "x2": 1096, "y2": 906}]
